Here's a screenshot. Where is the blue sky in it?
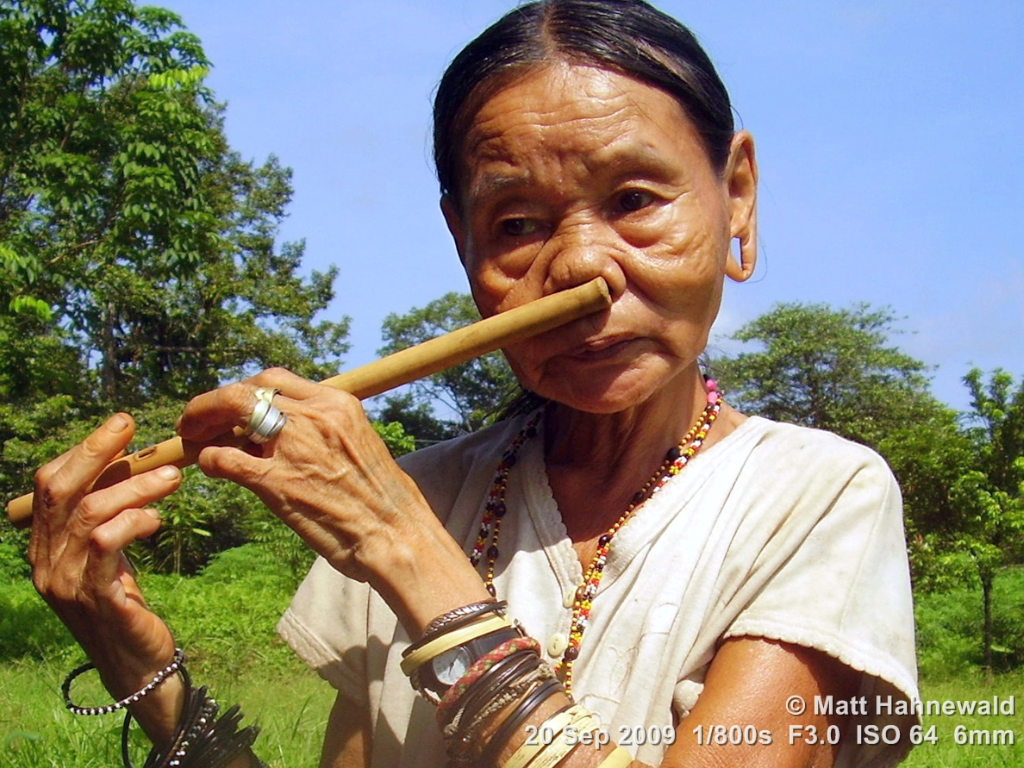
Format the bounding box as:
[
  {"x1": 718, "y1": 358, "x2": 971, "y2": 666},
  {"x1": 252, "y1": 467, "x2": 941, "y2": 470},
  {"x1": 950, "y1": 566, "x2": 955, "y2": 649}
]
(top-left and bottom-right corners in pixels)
[{"x1": 158, "y1": 0, "x2": 1023, "y2": 411}]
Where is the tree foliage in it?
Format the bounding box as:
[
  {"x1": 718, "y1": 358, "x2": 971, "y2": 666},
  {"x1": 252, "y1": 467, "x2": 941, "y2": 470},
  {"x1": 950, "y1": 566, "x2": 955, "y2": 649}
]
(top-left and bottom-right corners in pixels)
[
  {"x1": 0, "y1": 0, "x2": 350, "y2": 414},
  {"x1": 939, "y1": 370, "x2": 1024, "y2": 675},
  {"x1": 715, "y1": 302, "x2": 937, "y2": 448},
  {"x1": 375, "y1": 292, "x2": 519, "y2": 442},
  {"x1": 0, "y1": 0, "x2": 350, "y2": 572}
]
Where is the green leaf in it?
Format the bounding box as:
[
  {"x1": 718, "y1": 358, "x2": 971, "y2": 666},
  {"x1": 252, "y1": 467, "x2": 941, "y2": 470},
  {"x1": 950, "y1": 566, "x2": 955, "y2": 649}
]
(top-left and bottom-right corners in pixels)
[{"x1": 7, "y1": 297, "x2": 53, "y2": 322}]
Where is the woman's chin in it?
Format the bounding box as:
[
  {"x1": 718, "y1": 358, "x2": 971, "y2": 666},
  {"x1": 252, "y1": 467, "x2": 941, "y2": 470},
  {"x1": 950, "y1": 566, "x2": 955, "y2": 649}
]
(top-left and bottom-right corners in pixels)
[{"x1": 535, "y1": 365, "x2": 676, "y2": 415}]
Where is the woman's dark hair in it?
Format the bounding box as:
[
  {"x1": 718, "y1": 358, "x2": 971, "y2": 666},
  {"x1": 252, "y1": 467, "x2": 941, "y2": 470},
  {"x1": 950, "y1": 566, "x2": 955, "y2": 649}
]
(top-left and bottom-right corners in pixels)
[{"x1": 433, "y1": 0, "x2": 735, "y2": 209}]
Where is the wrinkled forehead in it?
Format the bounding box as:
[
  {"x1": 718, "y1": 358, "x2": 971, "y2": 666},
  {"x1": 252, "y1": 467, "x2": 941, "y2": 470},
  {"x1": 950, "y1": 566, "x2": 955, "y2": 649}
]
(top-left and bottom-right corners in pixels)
[{"x1": 454, "y1": 62, "x2": 701, "y2": 202}]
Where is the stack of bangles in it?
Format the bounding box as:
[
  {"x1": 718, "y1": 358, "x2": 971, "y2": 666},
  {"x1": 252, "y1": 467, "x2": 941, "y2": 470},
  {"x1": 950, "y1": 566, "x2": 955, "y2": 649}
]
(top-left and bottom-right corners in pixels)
[
  {"x1": 402, "y1": 600, "x2": 634, "y2": 768},
  {"x1": 62, "y1": 649, "x2": 268, "y2": 768}
]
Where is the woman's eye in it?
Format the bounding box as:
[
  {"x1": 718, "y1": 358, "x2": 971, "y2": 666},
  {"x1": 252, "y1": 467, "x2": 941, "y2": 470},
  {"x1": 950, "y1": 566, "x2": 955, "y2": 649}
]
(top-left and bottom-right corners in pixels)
[
  {"x1": 617, "y1": 189, "x2": 655, "y2": 213},
  {"x1": 500, "y1": 218, "x2": 538, "y2": 237}
]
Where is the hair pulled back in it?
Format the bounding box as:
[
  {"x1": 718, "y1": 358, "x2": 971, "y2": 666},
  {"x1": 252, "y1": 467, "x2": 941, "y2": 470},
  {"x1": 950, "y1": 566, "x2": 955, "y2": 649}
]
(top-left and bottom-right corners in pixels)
[{"x1": 433, "y1": 0, "x2": 735, "y2": 209}]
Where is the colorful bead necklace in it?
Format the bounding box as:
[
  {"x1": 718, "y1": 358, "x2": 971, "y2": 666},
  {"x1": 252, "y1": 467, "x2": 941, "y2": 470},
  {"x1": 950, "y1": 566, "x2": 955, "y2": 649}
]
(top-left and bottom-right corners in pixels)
[{"x1": 469, "y1": 380, "x2": 722, "y2": 697}]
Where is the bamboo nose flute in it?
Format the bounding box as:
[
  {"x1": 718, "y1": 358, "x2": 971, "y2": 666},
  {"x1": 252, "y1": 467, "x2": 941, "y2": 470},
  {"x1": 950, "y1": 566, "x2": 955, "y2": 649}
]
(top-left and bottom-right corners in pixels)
[{"x1": 7, "y1": 278, "x2": 611, "y2": 527}]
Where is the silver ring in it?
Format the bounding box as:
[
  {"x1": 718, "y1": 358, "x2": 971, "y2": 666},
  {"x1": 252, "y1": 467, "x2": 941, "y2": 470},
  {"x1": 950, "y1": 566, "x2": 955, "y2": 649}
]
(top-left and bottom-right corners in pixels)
[{"x1": 245, "y1": 387, "x2": 286, "y2": 444}]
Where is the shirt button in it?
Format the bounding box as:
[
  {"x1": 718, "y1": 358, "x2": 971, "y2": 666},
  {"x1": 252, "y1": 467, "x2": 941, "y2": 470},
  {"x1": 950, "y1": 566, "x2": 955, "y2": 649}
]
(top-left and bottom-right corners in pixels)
[
  {"x1": 547, "y1": 633, "x2": 568, "y2": 657},
  {"x1": 563, "y1": 586, "x2": 577, "y2": 609}
]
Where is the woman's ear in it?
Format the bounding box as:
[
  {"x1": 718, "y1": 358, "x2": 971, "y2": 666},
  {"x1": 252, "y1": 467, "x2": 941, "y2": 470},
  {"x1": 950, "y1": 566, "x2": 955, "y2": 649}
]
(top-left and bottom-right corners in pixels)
[
  {"x1": 724, "y1": 131, "x2": 757, "y2": 283},
  {"x1": 440, "y1": 194, "x2": 468, "y2": 266}
]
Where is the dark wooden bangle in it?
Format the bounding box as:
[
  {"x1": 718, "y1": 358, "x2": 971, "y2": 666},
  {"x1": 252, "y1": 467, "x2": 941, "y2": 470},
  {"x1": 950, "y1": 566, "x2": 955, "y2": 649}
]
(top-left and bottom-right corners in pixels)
[
  {"x1": 479, "y1": 677, "x2": 564, "y2": 768},
  {"x1": 442, "y1": 649, "x2": 541, "y2": 731}
]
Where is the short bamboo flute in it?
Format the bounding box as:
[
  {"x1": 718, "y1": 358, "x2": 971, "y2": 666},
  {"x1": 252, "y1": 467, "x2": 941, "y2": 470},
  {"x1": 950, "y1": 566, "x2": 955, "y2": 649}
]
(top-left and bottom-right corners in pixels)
[{"x1": 6, "y1": 278, "x2": 611, "y2": 527}]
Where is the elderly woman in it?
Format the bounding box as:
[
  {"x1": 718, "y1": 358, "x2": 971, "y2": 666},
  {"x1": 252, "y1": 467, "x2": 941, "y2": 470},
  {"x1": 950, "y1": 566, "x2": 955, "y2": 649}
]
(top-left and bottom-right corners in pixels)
[{"x1": 29, "y1": 1, "x2": 918, "y2": 767}]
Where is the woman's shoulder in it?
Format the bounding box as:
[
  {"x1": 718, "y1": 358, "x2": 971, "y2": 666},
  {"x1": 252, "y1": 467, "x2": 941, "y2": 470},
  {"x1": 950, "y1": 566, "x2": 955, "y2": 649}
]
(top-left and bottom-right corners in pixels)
[
  {"x1": 709, "y1": 415, "x2": 899, "y2": 507},
  {"x1": 727, "y1": 415, "x2": 892, "y2": 470}
]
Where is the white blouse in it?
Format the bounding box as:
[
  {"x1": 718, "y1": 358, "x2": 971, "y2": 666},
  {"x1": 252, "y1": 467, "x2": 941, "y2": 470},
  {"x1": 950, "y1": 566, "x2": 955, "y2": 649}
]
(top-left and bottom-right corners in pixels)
[{"x1": 278, "y1": 414, "x2": 919, "y2": 767}]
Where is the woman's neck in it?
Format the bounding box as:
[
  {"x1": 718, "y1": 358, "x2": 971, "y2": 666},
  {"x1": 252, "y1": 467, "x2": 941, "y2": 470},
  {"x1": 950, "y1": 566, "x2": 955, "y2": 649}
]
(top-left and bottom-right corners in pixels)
[
  {"x1": 544, "y1": 365, "x2": 708, "y2": 468},
  {"x1": 542, "y1": 365, "x2": 726, "y2": 541}
]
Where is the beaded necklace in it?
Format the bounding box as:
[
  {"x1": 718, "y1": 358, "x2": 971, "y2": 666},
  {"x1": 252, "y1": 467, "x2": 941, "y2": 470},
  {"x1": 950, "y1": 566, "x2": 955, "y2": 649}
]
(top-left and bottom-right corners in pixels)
[{"x1": 469, "y1": 381, "x2": 722, "y2": 697}]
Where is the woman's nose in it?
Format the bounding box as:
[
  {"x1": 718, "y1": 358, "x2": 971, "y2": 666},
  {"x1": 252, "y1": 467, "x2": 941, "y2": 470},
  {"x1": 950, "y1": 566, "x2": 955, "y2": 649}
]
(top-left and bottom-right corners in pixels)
[{"x1": 540, "y1": 222, "x2": 628, "y2": 301}]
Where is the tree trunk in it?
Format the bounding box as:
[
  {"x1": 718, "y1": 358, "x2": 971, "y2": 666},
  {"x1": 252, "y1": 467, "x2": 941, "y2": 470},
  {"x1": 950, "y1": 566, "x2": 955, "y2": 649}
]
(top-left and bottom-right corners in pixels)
[
  {"x1": 100, "y1": 300, "x2": 118, "y2": 401},
  {"x1": 981, "y1": 570, "x2": 994, "y2": 686}
]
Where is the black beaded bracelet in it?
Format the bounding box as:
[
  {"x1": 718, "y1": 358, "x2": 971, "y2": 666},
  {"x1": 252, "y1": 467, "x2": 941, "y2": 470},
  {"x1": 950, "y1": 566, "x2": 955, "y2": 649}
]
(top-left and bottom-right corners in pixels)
[
  {"x1": 63, "y1": 648, "x2": 186, "y2": 716},
  {"x1": 126, "y1": 684, "x2": 267, "y2": 768}
]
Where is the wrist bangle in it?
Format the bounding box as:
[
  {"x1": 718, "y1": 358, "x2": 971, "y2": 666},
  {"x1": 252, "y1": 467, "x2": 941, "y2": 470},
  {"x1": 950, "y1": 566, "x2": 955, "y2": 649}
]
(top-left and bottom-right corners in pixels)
[
  {"x1": 63, "y1": 648, "x2": 185, "y2": 717},
  {"x1": 479, "y1": 677, "x2": 563, "y2": 768},
  {"x1": 597, "y1": 745, "x2": 634, "y2": 768},
  {"x1": 415, "y1": 600, "x2": 506, "y2": 645},
  {"x1": 526, "y1": 726, "x2": 590, "y2": 768},
  {"x1": 401, "y1": 614, "x2": 512, "y2": 676},
  {"x1": 502, "y1": 704, "x2": 589, "y2": 768}
]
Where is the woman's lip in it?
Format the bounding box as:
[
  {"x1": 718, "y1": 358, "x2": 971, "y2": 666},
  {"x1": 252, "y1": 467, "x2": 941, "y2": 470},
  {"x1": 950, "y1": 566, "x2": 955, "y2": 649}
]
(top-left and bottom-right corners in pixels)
[{"x1": 562, "y1": 335, "x2": 639, "y2": 360}]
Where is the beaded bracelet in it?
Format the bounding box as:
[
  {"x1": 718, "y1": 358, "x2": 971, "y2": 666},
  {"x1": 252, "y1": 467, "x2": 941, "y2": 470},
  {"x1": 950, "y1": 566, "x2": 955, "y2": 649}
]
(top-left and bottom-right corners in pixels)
[
  {"x1": 63, "y1": 648, "x2": 185, "y2": 717},
  {"x1": 125, "y1": 681, "x2": 267, "y2": 768}
]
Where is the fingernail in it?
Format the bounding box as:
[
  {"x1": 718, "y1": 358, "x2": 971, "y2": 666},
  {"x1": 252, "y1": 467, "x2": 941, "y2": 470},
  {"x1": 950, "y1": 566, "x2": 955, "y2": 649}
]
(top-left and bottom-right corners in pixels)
[
  {"x1": 109, "y1": 414, "x2": 129, "y2": 433},
  {"x1": 157, "y1": 466, "x2": 180, "y2": 481},
  {"x1": 145, "y1": 508, "x2": 162, "y2": 520}
]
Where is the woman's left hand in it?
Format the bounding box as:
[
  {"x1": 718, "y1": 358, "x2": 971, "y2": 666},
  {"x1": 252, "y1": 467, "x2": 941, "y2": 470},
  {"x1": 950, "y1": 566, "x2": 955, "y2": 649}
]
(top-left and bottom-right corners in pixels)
[{"x1": 175, "y1": 368, "x2": 491, "y2": 630}]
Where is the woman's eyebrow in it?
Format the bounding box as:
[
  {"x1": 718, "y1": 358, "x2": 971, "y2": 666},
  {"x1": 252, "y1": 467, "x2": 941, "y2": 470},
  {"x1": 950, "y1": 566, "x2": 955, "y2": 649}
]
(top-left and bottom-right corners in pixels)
[{"x1": 468, "y1": 171, "x2": 533, "y2": 202}]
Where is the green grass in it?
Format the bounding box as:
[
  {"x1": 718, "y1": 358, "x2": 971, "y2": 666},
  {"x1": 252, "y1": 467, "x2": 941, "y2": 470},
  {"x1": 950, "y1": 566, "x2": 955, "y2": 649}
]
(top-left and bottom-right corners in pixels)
[
  {"x1": 0, "y1": 657, "x2": 334, "y2": 768},
  {"x1": 901, "y1": 671, "x2": 1022, "y2": 767},
  {"x1": 0, "y1": 545, "x2": 332, "y2": 767}
]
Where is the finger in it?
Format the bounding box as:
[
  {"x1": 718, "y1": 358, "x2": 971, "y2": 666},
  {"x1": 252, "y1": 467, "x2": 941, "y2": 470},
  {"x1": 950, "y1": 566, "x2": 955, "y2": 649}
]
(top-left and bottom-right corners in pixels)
[
  {"x1": 89, "y1": 507, "x2": 163, "y2": 588},
  {"x1": 33, "y1": 414, "x2": 136, "y2": 524},
  {"x1": 69, "y1": 465, "x2": 182, "y2": 540},
  {"x1": 249, "y1": 367, "x2": 324, "y2": 400},
  {"x1": 195, "y1": 444, "x2": 268, "y2": 488},
  {"x1": 175, "y1": 380, "x2": 257, "y2": 442},
  {"x1": 176, "y1": 368, "x2": 323, "y2": 442},
  {"x1": 90, "y1": 507, "x2": 160, "y2": 569}
]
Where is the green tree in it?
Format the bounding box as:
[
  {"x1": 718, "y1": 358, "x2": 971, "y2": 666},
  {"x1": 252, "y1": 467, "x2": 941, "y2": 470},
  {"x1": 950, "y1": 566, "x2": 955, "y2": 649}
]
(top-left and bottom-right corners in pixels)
[
  {"x1": 947, "y1": 369, "x2": 1024, "y2": 677},
  {"x1": 375, "y1": 292, "x2": 519, "y2": 442},
  {"x1": 715, "y1": 302, "x2": 937, "y2": 448},
  {"x1": 878, "y1": 406, "x2": 975, "y2": 587},
  {"x1": 1, "y1": 0, "x2": 350, "y2": 411},
  {"x1": 0, "y1": 0, "x2": 350, "y2": 570}
]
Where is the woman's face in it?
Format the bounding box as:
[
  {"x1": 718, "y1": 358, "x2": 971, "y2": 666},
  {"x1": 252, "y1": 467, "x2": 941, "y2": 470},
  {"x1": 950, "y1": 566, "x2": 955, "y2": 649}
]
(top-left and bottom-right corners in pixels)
[{"x1": 443, "y1": 62, "x2": 756, "y2": 413}]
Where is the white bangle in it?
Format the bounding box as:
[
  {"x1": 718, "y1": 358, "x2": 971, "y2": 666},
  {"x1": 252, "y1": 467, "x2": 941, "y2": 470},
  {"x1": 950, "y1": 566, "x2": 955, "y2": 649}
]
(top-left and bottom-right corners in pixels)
[
  {"x1": 503, "y1": 704, "x2": 590, "y2": 768},
  {"x1": 400, "y1": 613, "x2": 512, "y2": 676},
  {"x1": 597, "y1": 745, "x2": 634, "y2": 768}
]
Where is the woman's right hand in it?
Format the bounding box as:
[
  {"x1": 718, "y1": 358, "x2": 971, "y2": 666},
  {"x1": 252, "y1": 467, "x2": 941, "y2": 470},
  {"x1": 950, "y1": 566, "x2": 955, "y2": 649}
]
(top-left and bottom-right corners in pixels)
[{"x1": 28, "y1": 413, "x2": 186, "y2": 746}]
